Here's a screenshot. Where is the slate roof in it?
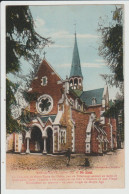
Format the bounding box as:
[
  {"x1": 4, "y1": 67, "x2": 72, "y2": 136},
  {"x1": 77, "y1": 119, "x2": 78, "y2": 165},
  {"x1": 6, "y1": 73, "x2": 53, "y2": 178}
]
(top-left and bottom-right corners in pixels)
[
  {"x1": 70, "y1": 33, "x2": 83, "y2": 78},
  {"x1": 40, "y1": 115, "x2": 56, "y2": 123},
  {"x1": 80, "y1": 88, "x2": 104, "y2": 106}
]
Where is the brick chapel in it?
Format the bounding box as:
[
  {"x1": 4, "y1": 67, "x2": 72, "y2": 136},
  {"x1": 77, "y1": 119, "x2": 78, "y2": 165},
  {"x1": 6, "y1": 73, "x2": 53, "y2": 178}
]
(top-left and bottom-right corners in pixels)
[{"x1": 6, "y1": 33, "x2": 117, "y2": 155}]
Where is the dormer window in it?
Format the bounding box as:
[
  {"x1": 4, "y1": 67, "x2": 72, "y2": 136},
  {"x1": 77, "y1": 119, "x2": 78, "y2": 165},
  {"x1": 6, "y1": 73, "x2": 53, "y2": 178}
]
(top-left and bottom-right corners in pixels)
[
  {"x1": 41, "y1": 76, "x2": 47, "y2": 86},
  {"x1": 92, "y1": 97, "x2": 97, "y2": 105}
]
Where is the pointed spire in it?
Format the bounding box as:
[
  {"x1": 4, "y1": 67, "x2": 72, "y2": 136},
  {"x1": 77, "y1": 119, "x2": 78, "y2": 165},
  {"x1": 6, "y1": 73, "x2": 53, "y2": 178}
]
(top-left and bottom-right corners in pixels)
[{"x1": 70, "y1": 33, "x2": 83, "y2": 78}]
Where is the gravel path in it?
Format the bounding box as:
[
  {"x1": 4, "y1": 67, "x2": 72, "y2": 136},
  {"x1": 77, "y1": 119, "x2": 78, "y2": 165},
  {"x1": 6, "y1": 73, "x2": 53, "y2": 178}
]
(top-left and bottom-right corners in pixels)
[
  {"x1": 6, "y1": 149, "x2": 124, "y2": 189},
  {"x1": 6, "y1": 149, "x2": 124, "y2": 170}
]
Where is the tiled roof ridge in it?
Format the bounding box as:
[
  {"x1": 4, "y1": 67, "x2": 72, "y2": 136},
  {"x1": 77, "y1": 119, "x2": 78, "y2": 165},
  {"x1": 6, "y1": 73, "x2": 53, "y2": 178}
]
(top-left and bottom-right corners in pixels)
[
  {"x1": 83, "y1": 87, "x2": 104, "y2": 93},
  {"x1": 72, "y1": 107, "x2": 94, "y2": 114}
]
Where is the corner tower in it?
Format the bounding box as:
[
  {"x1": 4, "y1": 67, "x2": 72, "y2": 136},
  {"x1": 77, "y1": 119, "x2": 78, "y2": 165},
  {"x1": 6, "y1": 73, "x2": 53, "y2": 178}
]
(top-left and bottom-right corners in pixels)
[{"x1": 69, "y1": 33, "x2": 83, "y2": 91}]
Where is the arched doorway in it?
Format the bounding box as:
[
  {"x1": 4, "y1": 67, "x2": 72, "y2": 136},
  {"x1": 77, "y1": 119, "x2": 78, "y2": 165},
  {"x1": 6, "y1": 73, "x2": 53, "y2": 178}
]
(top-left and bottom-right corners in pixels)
[
  {"x1": 30, "y1": 126, "x2": 44, "y2": 153},
  {"x1": 46, "y1": 128, "x2": 53, "y2": 154}
]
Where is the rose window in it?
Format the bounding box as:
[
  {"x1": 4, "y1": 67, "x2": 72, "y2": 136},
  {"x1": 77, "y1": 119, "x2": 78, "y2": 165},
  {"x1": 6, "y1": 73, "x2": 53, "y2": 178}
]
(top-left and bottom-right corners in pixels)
[{"x1": 36, "y1": 95, "x2": 53, "y2": 114}]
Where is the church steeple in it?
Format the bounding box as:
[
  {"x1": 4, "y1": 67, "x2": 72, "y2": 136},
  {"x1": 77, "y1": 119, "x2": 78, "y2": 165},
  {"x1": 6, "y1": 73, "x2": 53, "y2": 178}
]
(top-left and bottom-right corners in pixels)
[
  {"x1": 70, "y1": 33, "x2": 83, "y2": 78},
  {"x1": 69, "y1": 33, "x2": 83, "y2": 91}
]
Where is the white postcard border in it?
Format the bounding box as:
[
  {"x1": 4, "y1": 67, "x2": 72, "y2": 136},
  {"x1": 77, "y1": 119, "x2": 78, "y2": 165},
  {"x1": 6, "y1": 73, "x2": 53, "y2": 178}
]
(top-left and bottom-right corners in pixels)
[{"x1": 1, "y1": 1, "x2": 129, "y2": 194}]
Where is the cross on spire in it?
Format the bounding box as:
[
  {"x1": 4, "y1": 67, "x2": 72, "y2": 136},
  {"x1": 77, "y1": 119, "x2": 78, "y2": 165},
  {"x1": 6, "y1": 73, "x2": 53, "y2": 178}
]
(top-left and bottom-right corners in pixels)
[
  {"x1": 43, "y1": 51, "x2": 47, "y2": 58},
  {"x1": 74, "y1": 22, "x2": 76, "y2": 34}
]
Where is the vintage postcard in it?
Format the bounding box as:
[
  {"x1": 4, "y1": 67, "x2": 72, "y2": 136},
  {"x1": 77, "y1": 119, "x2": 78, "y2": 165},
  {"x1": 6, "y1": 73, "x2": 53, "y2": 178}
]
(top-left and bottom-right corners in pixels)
[{"x1": 1, "y1": 1, "x2": 129, "y2": 193}]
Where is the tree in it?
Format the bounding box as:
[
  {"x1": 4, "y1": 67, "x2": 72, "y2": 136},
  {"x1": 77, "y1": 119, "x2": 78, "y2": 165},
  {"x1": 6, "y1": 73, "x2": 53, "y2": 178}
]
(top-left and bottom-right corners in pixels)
[
  {"x1": 103, "y1": 99, "x2": 124, "y2": 142},
  {"x1": 98, "y1": 7, "x2": 124, "y2": 142},
  {"x1": 6, "y1": 6, "x2": 52, "y2": 133},
  {"x1": 99, "y1": 6, "x2": 123, "y2": 86}
]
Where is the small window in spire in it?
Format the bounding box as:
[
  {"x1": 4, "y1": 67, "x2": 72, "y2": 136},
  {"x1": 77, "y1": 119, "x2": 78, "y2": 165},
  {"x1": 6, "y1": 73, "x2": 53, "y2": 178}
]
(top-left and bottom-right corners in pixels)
[
  {"x1": 74, "y1": 78, "x2": 78, "y2": 85},
  {"x1": 70, "y1": 79, "x2": 73, "y2": 87},
  {"x1": 79, "y1": 79, "x2": 82, "y2": 86}
]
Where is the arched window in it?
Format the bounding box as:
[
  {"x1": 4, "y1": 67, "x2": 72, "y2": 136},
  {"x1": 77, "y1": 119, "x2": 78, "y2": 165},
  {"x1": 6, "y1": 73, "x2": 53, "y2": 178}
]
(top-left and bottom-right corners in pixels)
[
  {"x1": 60, "y1": 129, "x2": 66, "y2": 144},
  {"x1": 74, "y1": 78, "x2": 78, "y2": 85},
  {"x1": 79, "y1": 79, "x2": 82, "y2": 86},
  {"x1": 70, "y1": 79, "x2": 73, "y2": 87}
]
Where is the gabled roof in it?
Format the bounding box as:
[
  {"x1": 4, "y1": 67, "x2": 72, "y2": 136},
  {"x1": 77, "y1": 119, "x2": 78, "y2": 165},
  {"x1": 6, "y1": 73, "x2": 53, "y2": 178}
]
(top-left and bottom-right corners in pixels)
[
  {"x1": 38, "y1": 58, "x2": 62, "y2": 81},
  {"x1": 70, "y1": 33, "x2": 83, "y2": 78},
  {"x1": 80, "y1": 88, "x2": 104, "y2": 106}
]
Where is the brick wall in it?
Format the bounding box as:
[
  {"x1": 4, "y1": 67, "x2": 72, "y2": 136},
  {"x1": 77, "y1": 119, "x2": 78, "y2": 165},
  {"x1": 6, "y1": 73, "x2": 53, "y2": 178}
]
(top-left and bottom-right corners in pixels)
[
  {"x1": 87, "y1": 105, "x2": 102, "y2": 118},
  {"x1": 91, "y1": 128, "x2": 99, "y2": 153},
  {"x1": 72, "y1": 109, "x2": 90, "y2": 153},
  {"x1": 29, "y1": 59, "x2": 63, "y2": 115}
]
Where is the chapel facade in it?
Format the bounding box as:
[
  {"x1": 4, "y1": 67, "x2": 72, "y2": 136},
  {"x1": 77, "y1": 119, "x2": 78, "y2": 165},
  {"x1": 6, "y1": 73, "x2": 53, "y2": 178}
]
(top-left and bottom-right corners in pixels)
[{"x1": 6, "y1": 33, "x2": 117, "y2": 155}]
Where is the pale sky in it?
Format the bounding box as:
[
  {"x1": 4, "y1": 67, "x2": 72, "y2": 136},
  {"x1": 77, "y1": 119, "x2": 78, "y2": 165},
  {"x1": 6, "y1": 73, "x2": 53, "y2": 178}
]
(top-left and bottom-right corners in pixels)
[{"x1": 9, "y1": 4, "x2": 122, "y2": 100}]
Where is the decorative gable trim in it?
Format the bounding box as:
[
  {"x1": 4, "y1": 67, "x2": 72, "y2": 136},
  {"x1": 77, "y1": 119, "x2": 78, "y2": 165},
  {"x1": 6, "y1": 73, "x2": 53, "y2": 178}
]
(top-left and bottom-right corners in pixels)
[
  {"x1": 34, "y1": 76, "x2": 38, "y2": 80},
  {"x1": 37, "y1": 117, "x2": 45, "y2": 128},
  {"x1": 44, "y1": 117, "x2": 53, "y2": 128},
  {"x1": 57, "y1": 80, "x2": 63, "y2": 84},
  {"x1": 28, "y1": 88, "x2": 32, "y2": 92},
  {"x1": 51, "y1": 72, "x2": 55, "y2": 75}
]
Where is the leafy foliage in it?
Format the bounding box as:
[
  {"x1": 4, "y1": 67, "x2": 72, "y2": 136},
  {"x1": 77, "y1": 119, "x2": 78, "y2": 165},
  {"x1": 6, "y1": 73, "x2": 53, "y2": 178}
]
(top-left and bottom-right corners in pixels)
[
  {"x1": 103, "y1": 100, "x2": 124, "y2": 141},
  {"x1": 6, "y1": 6, "x2": 51, "y2": 74},
  {"x1": 22, "y1": 90, "x2": 38, "y2": 102},
  {"x1": 6, "y1": 79, "x2": 19, "y2": 133},
  {"x1": 99, "y1": 7, "x2": 123, "y2": 85},
  {"x1": 20, "y1": 109, "x2": 36, "y2": 125},
  {"x1": 6, "y1": 6, "x2": 51, "y2": 133},
  {"x1": 99, "y1": 7, "x2": 124, "y2": 142},
  {"x1": 103, "y1": 100, "x2": 124, "y2": 118}
]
